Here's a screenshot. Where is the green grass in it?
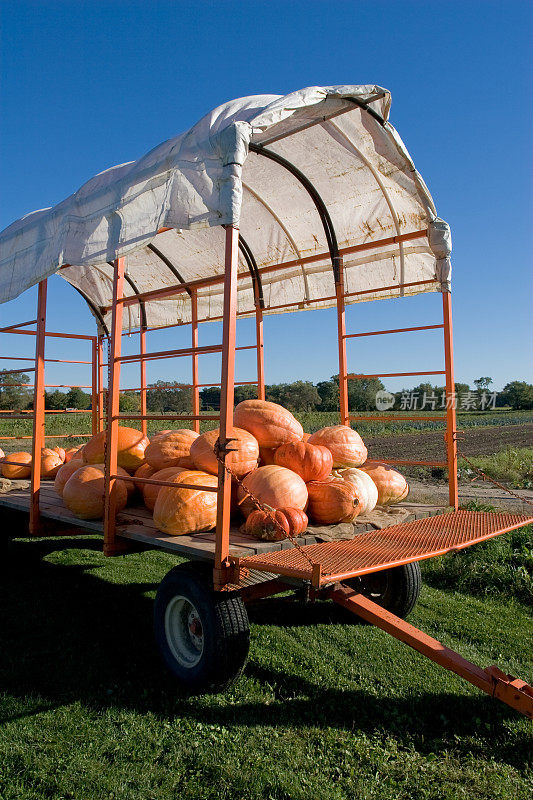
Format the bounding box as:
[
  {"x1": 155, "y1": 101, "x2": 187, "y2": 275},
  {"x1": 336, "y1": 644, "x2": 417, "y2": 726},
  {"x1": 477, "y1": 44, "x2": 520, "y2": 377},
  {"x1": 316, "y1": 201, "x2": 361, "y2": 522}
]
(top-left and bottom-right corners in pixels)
[
  {"x1": 0, "y1": 409, "x2": 531, "y2": 453},
  {"x1": 0, "y1": 527, "x2": 532, "y2": 799},
  {"x1": 458, "y1": 448, "x2": 533, "y2": 489}
]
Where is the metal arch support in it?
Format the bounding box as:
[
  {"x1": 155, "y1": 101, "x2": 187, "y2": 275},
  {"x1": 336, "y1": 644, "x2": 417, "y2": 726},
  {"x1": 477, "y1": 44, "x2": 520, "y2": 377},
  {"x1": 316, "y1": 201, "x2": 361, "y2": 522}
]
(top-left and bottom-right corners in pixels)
[
  {"x1": 147, "y1": 241, "x2": 191, "y2": 296},
  {"x1": 70, "y1": 285, "x2": 109, "y2": 337},
  {"x1": 238, "y1": 234, "x2": 264, "y2": 309},
  {"x1": 248, "y1": 143, "x2": 341, "y2": 282}
]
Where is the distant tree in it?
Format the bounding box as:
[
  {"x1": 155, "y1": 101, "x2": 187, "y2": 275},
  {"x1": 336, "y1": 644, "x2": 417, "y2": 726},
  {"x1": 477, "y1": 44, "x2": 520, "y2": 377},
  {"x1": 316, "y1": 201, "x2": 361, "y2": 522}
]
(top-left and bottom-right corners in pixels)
[
  {"x1": 119, "y1": 392, "x2": 141, "y2": 412},
  {"x1": 474, "y1": 377, "x2": 492, "y2": 392},
  {"x1": 199, "y1": 386, "x2": 220, "y2": 410},
  {"x1": 45, "y1": 390, "x2": 68, "y2": 410},
  {"x1": 500, "y1": 381, "x2": 533, "y2": 410},
  {"x1": 347, "y1": 376, "x2": 385, "y2": 411},
  {"x1": 146, "y1": 381, "x2": 192, "y2": 412},
  {"x1": 234, "y1": 385, "x2": 258, "y2": 404},
  {"x1": 316, "y1": 379, "x2": 338, "y2": 412},
  {"x1": 266, "y1": 381, "x2": 320, "y2": 412},
  {"x1": 65, "y1": 387, "x2": 91, "y2": 409},
  {"x1": 0, "y1": 370, "x2": 32, "y2": 409}
]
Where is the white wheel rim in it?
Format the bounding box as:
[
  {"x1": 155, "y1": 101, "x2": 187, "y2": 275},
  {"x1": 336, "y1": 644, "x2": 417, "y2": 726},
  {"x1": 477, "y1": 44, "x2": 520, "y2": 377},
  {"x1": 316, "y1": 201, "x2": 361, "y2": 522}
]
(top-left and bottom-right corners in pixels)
[{"x1": 164, "y1": 595, "x2": 204, "y2": 668}]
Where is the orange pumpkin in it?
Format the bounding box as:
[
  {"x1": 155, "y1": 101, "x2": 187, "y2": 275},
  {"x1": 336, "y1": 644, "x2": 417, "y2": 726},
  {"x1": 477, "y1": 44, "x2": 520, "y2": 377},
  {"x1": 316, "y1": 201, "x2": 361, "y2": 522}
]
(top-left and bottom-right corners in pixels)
[
  {"x1": 306, "y1": 479, "x2": 361, "y2": 524},
  {"x1": 144, "y1": 429, "x2": 199, "y2": 471},
  {"x1": 143, "y1": 466, "x2": 184, "y2": 511},
  {"x1": 41, "y1": 449, "x2": 64, "y2": 479},
  {"x1": 237, "y1": 465, "x2": 308, "y2": 517},
  {"x1": 308, "y1": 425, "x2": 367, "y2": 467},
  {"x1": 302, "y1": 432, "x2": 311, "y2": 442},
  {"x1": 51, "y1": 446, "x2": 66, "y2": 463},
  {"x1": 259, "y1": 446, "x2": 278, "y2": 466},
  {"x1": 233, "y1": 399, "x2": 303, "y2": 448},
  {"x1": 83, "y1": 426, "x2": 149, "y2": 470},
  {"x1": 153, "y1": 470, "x2": 218, "y2": 536},
  {"x1": 133, "y1": 462, "x2": 156, "y2": 492},
  {"x1": 1, "y1": 451, "x2": 32, "y2": 479},
  {"x1": 245, "y1": 506, "x2": 308, "y2": 541},
  {"x1": 177, "y1": 454, "x2": 196, "y2": 469},
  {"x1": 64, "y1": 446, "x2": 83, "y2": 463},
  {"x1": 54, "y1": 459, "x2": 89, "y2": 497},
  {"x1": 274, "y1": 441, "x2": 333, "y2": 483},
  {"x1": 63, "y1": 464, "x2": 128, "y2": 520},
  {"x1": 190, "y1": 427, "x2": 259, "y2": 478},
  {"x1": 359, "y1": 461, "x2": 409, "y2": 505}
]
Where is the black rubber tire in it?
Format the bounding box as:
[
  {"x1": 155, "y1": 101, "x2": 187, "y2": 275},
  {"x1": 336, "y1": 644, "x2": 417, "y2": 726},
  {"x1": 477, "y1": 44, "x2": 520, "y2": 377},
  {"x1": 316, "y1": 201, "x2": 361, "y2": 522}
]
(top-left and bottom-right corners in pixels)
[
  {"x1": 345, "y1": 561, "x2": 422, "y2": 620},
  {"x1": 153, "y1": 562, "x2": 250, "y2": 694}
]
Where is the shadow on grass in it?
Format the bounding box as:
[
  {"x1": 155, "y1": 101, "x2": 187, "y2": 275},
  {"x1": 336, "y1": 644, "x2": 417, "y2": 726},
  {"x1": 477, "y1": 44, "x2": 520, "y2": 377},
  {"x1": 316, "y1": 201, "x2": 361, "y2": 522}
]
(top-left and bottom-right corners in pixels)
[{"x1": 0, "y1": 537, "x2": 529, "y2": 770}]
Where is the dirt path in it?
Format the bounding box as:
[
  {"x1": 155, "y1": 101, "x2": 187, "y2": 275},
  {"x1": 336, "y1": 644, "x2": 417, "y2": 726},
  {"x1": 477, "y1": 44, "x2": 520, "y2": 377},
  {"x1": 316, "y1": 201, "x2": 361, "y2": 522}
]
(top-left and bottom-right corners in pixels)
[{"x1": 365, "y1": 423, "x2": 533, "y2": 463}]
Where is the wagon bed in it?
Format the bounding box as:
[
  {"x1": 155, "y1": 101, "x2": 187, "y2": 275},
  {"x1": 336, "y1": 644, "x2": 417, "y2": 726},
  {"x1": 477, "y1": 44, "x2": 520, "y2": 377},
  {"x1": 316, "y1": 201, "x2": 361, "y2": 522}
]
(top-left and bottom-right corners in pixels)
[{"x1": 0, "y1": 482, "x2": 449, "y2": 560}]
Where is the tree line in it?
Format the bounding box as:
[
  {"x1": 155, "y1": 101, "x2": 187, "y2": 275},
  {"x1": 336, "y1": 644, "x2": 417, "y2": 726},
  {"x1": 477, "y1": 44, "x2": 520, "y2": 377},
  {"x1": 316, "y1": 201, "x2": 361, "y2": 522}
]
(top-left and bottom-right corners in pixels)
[{"x1": 1, "y1": 370, "x2": 532, "y2": 412}]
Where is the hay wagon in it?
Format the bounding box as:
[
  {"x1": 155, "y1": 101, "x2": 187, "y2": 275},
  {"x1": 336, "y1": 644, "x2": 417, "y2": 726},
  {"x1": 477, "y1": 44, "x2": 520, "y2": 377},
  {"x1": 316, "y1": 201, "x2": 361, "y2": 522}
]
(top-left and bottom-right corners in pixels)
[{"x1": 0, "y1": 85, "x2": 531, "y2": 716}]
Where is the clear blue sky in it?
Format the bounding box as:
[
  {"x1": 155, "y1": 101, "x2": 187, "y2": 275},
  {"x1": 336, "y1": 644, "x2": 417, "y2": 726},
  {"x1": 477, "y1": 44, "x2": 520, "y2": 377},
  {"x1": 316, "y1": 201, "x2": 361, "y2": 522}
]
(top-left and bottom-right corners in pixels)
[{"x1": 0, "y1": 0, "x2": 531, "y2": 393}]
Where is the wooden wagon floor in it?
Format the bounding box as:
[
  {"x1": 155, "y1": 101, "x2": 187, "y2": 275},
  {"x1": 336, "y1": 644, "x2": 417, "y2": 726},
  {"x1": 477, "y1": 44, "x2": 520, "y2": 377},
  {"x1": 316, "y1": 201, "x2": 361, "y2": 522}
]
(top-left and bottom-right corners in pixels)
[{"x1": 0, "y1": 482, "x2": 447, "y2": 561}]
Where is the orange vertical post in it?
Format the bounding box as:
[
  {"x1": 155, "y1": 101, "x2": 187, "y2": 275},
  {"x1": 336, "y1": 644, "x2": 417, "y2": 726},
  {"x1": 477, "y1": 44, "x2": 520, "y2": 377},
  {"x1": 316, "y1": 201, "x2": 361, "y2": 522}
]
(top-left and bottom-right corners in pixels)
[
  {"x1": 191, "y1": 288, "x2": 200, "y2": 433},
  {"x1": 214, "y1": 225, "x2": 239, "y2": 589},
  {"x1": 255, "y1": 297, "x2": 265, "y2": 400},
  {"x1": 97, "y1": 334, "x2": 105, "y2": 431},
  {"x1": 442, "y1": 291, "x2": 459, "y2": 509},
  {"x1": 29, "y1": 279, "x2": 47, "y2": 535},
  {"x1": 140, "y1": 327, "x2": 148, "y2": 437},
  {"x1": 103, "y1": 257, "x2": 125, "y2": 556},
  {"x1": 335, "y1": 256, "x2": 349, "y2": 425},
  {"x1": 91, "y1": 337, "x2": 98, "y2": 435}
]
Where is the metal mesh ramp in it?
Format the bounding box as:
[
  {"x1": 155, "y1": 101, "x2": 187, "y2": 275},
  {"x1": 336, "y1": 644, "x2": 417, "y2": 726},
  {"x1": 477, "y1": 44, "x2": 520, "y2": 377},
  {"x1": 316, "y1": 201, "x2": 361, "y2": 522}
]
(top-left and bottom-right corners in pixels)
[{"x1": 233, "y1": 510, "x2": 533, "y2": 588}]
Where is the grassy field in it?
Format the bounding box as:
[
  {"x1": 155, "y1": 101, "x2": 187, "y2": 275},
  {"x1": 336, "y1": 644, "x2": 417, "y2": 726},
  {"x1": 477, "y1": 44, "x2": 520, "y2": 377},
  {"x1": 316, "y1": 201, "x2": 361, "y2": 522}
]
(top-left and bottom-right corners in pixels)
[
  {"x1": 1, "y1": 408, "x2": 532, "y2": 452},
  {"x1": 0, "y1": 518, "x2": 532, "y2": 800}
]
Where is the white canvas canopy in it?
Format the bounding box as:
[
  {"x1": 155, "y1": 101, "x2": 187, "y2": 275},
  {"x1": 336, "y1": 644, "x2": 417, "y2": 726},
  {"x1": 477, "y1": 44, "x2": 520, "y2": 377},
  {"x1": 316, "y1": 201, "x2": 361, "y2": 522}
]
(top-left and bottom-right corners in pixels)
[{"x1": 0, "y1": 85, "x2": 451, "y2": 334}]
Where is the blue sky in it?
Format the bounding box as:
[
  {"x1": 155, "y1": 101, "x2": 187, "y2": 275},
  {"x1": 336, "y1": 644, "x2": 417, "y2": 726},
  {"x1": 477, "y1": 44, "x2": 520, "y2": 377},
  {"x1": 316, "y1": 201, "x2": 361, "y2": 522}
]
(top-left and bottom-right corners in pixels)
[{"x1": 0, "y1": 0, "x2": 531, "y2": 393}]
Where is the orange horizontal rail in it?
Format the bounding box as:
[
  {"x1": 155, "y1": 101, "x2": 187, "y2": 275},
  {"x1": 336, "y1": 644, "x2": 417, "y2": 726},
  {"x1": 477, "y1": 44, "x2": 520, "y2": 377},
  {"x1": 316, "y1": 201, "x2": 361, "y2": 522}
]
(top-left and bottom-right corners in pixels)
[
  {"x1": 0, "y1": 409, "x2": 93, "y2": 415},
  {"x1": 0, "y1": 329, "x2": 96, "y2": 341},
  {"x1": 344, "y1": 324, "x2": 444, "y2": 339},
  {"x1": 111, "y1": 473, "x2": 218, "y2": 492},
  {"x1": 112, "y1": 414, "x2": 220, "y2": 421},
  {"x1": 0, "y1": 356, "x2": 93, "y2": 364},
  {"x1": 0, "y1": 320, "x2": 37, "y2": 332},
  {"x1": 0, "y1": 433, "x2": 91, "y2": 440},
  {"x1": 116, "y1": 343, "x2": 223, "y2": 364},
  {"x1": 109, "y1": 230, "x2": 431, "y2": 312},
  {"x1": 117, "y1": 380, "x2": 258, "y2": 392},
  {"x1": 348, "y1": 371, "x2": 446, "y2": 379},
  {"x1": 1, "y1": 366, "x2": 36, "y2": 374},
  {"x1": 344, "y1": 279, "x2": 437, "y2": 299},
  {"x1": 349, "y1": 415, "x2": 446, "y2": 422}
]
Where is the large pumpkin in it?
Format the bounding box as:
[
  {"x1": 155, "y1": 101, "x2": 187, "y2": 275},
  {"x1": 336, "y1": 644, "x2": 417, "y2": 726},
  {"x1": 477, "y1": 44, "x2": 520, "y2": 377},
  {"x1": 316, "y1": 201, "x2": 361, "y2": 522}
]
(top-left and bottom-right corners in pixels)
[
  {"x1": 306, "y1": 479, "x2": 361, "y2": 524},
  {"x1": 64, "y1": 446, "x2": 83, "y2": 463},
  {"x1": 245, "y1": 507, "x2": 308, "y2": 542},
  {"x1": 83, "y1": 426, "x2": 149, "y2": 470},
  {"x1": 274, "y1": 441, "x2": 333, "y2": 483},
  {"x1": 143, "y1": 466, "x2": 184, "y2": 511},
  {"x1": 133, "y1": 462, "x2": 156, "y2": 492},
  {"x1": 55, "y1": 459, "x2": 88, "y2": 496},
  {"x1": 1, "y1": 451, "x2": 32, "y2": 479},
  {"x1": 337, "y1": 467, "x2": 379, "y2": 515},
  {"x1": 153, "y1": 470, "x2": 218, "y2": 536},
  {"x1": 308, "y1": 425, "x2": 367, "y2": 467},
  {"x1": 63, "y1": 464, "x2": 128, "y2": 520},
  {"x1": 233, "y1": 399, "x2": 303, "y2": 448},
  {"x1": 259, "y1": 446, "x2": 278, "y2": 466},
  {"x1": 236, "y1": 465, "x2": 308, "y2": 517},
  {"x1": 144, "y1": 429, "x2": 199, "y2": 471},
  {"x1": 41, "y1": 449, "x2": 64, "y2": 479},
  {"x1": 190, "y1": 427, "x2": 259, "y2": 478},
  {"x1": 359, "y1": 461, "x2": 409, "y2": 505}
]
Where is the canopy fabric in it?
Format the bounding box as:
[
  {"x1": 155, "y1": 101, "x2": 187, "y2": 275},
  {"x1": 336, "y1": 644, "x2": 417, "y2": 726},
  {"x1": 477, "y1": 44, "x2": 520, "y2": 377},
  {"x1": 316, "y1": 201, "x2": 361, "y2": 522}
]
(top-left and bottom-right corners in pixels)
[{"x1": 0, "y1": 85, "x2": 452, "y2": 333}]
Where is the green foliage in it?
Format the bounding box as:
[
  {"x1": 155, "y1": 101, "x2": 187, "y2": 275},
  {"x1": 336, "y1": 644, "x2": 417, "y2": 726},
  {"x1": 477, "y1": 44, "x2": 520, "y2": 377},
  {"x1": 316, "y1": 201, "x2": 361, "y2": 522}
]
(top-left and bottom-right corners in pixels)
[
  {"x1": 146, "y1": 381, "x2": 192, "y2": 413},
  {"x1": 119, "y1": 392, "x2": 141, "y2": 412},
  {"x1": 500, "y1": 381, "x2": 533, "y2": 410},
  {"x1": 0, "y1": 369, "x2": 32, "y2": 410},
  {"x1": 65, "y1": 387, "x2": 91, "y2": 409},
  {"x1": 45, "y1": 389, "x2": 68, "y2": 410},
  {"x1": 458, "y1": 448, "x2": 533, "y2": 489},
  {"x1": 266, "y1": 380, "x2": 321, "y2": 412}
]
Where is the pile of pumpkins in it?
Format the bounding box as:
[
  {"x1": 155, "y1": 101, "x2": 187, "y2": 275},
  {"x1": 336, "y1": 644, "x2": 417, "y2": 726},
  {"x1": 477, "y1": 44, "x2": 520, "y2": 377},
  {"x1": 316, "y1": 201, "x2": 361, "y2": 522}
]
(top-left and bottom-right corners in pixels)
[{"x1": 0, "y1": 400, "x2": 409, "y2": 541}]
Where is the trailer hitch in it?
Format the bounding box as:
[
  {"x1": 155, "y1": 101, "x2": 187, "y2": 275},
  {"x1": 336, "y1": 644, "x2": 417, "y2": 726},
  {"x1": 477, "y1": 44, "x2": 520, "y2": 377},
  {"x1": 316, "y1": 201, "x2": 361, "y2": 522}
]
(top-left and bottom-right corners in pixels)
[{"x1": 327, "y1": 584, "x2": 533, "y2": 720}]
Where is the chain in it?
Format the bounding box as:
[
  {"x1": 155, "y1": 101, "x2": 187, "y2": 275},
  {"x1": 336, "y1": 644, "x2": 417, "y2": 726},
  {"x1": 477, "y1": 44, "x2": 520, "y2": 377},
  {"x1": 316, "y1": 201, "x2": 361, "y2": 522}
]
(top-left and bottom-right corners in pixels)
[
  {"x1": 457, "y1": 449, "x2": 533, "y2": 509},
  {"x1": 213, "y1": 443, "x2": 315, "y2": 568}
]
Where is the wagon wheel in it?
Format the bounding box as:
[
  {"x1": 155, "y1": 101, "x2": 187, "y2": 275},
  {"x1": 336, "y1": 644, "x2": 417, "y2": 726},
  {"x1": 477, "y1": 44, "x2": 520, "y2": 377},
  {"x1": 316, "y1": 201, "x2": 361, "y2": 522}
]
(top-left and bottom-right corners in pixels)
[
  {"x1": 153, "y1": 562, "x2": 250, "y2": 694},
  {"x1": 343, "y1": 561, "x2": 421, "y2": 620}
]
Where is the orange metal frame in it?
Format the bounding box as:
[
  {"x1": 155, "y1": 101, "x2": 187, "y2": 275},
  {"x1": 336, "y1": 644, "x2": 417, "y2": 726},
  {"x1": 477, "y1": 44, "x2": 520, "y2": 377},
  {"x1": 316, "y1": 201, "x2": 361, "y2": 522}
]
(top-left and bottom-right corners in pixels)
[{"x1": 4, "y1": 223, "x2": 529, "y2": 718}]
